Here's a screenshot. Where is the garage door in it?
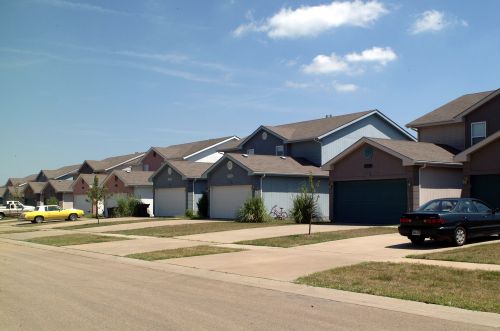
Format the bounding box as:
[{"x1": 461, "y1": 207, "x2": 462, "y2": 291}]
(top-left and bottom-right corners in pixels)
[
  {"x1": 210, "y1": 185, "x2": 252, "y2": 219},
  {"x1": 74, "y1": 194, "x2": 91, "y2": 213},
  {"x1": 334, "y1": 179, "x2": 407, "y2": 224},
  {"x1": 155, "y1": 188, "x2": 186, "y2": 217},
  {"x1": 471, "y1": 175, "x2": 500, "y2": 209}
]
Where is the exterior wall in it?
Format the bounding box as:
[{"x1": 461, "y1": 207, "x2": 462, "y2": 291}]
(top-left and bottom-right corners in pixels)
[
  {"x1": 419, "y1": 167, "x2": 463, "y2": 205},
  {"x1": 36, "y1": 173, "x2": 48, "y2": 182},
  {"x1": 321, "y1": 114, "x2": 411, "y2": 165},
  {"x1": 289, "y1": 141, "x2": 322, "y2": 166},
  {"x1": 79, "y1": 163, "x2": 95, "y2": 174},
  {"x1": 262, "y1": 176, "x2": 329, "y2": 219},
  {"x1": 418, "y1": 123, "x2": 465, "y2": 151},
  {"x1": 187, "y1": 180, "x2": 208, "y2": 212},
  {"x1": 62, "y1": 193, "x2": 74, "y2": 209},
  {"x1": 141, "y1": 150, "x2": 165, "y2": 172},
  {"x1": 191, "y1": 152, "x2": 224, "y2": 163},
  {"x1": 42, "y1": 185, "x2": 57, "y2": 204},
  {"x1": 241, "y1": 129, "x2": 286, "y2": 156},
  {"x1": 154, "y1": 166, "x2": 186, "y2": 188},
  {"x1": 465, "y1": 95, "x2": 500, "y2": 149},
  {"x1": 23, "y1": 187, "x2": 39, "y2": 206},
  {"x1": 207, "y1": 159, "x2": 259, "y2": 188}
]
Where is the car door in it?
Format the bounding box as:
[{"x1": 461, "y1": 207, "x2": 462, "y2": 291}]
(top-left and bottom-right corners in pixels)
[
  {"x1": 472, "y1": 200, "x2": 497, "y2": 235},
  {"x1": 46, "y1": 206, "x2": 60, "y2": 220},
  {"x1": 456, "y1": 200, "x2": 481, "y2": 237}
]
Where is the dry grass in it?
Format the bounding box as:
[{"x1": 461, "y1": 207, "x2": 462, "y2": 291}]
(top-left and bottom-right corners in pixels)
[
  {"x1": 296, "y1": 262, "x2": 500, "y2": 313},
  {"x1": 109, "y1": 220, "x2": 294, "y2": 238},
  {"x1": 0, "y1": 229, "x2": 39, "y2": 235},
  {"x1": 408, "y1": 241, "x2": 500, "y2": 265},
  {"x1": 126, "y1": 245, "x2": 244, "y2": 261},
  {"x1": 59, "y1": 217, "x2": 177, "y2": 230},
  {"x1": 26, "y1": 234, "x2": 129, "y2": 246},
  {"x1": 237, "y1": 227, "x2": 397, "y2": 247}
]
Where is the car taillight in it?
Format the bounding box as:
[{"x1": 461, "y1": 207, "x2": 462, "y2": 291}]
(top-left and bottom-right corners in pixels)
[
  {"x1": 423, "y1": 218, "x2": 445, "y2": 225},
  {"x1": 400, "y1": 217, "x2": 412, "y2": 223}
]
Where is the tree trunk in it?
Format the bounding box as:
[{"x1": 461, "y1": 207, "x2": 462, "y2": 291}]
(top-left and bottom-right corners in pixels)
[{"x1": 95, "y1": 200, "x2": 99, "y2": 224}]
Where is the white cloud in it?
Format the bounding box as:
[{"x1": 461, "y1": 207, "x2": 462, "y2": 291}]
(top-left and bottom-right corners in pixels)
[
  {"x1": 302, "y1": 46, "x2": 397, "y2": 75},
  {"x1": 233, "y1": 0, "x2": 388, "y2": 38},
  {"x1": 409, "y1": 10, "x2": 468, "y2": 35},
  {"x1": 333, "y1": 82, "x2": 358, "y2": 92},
  {"x1": 284, "y1": 81, "x2": 310, "y2": 89},
  {"x1": 345, "y1": 46, "x2": 397, "y2": 65}
]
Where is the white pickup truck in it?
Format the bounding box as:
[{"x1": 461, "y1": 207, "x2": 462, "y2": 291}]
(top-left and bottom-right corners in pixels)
[{"x1": 0, "y1": 201, "x2": 36, "y2": 220}]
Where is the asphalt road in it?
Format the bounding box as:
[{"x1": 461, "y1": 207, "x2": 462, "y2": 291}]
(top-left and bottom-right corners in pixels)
[{"x1": 0, "y1": 242, "x2": 493, "y2": 331}]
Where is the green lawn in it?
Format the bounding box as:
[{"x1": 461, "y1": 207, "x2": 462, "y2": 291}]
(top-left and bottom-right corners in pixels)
[
  {"x1": 109, "y1": 220, "x2": 294, "y2": 238},
  {"x1": 0, "y1": 229, "x2": 39, "y2": 235},
  {"x1": 237, "y1": 227, "x2": 397, "y2": 247},
  {"x1": 126, "y1": 245, "x2": 244, "y2": 261},
  {"x1": 407, "y1": 241, "x2": 500, "y2": 265},
  {"x1": 59, "y1": 217, "x2": 178, "y2": 230},
  {"x1": 296, "y1": 262, "x2": 500, "y2": 314},
  {"x1": 26, "y1": 234, "x2": 129, "y2": 246}
]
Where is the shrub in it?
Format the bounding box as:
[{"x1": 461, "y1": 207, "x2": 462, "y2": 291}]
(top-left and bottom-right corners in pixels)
[
  {"x1": 185, "y1": 209, "x2": 197, "y2": 219},
  {"x1": 197, "y1": 192, "x2": 209, "y2": 218},
  {"x1": 46, "y1": 197, "x2": 59, "y2": 206},
  {"x1": 290, "y1": 175, "x2": 320, "y2": 234},
  {"x1": 237, "y1": 196, "x2": 269, "y2": 223},
  {"x1": 115, "y1": 196, "x2": 141, "y2": 217}
]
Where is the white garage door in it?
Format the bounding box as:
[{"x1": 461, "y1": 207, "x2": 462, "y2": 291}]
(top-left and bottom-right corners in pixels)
[
  {"x1": 155, "y1": 188, "x2": 186, "y2": 217},
  {"x1": 74, "y1": 194, "x2": 91, "y2": 213},
  {"x1": 210, "y1": 185, "x2": 252, "y2": 219}
]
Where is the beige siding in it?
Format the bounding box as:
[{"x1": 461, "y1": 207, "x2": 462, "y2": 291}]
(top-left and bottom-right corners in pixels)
[
  {"x1": 419, "y1": 167, "x2": 463, "y2": 205},
  {"x1": 418, "y1": 123, "x2": 465, "y2": 151}
]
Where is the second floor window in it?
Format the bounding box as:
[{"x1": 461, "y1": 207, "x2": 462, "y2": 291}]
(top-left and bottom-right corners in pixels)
[
  {"x1": 275, "y1": 145, "x2": 284, "y2": 156},
  {"x1": 471, "y1": 122, "x2": 486, "y2": 145}
]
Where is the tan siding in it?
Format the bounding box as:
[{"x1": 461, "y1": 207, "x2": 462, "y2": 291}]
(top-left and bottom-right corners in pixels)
[
  {"x1": 418, "y1": 123, "x2": 465, "y2": 151},
  {"x1": 419, "y1": 167, "x2": 463, "y2": 205}
]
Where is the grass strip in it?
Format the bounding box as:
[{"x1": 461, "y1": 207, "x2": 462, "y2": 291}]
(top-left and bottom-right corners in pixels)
[
  {"x1": 59, "y1": 217, "x2": 178, "y2": 230},
  {"x1": 26, "y1": 234, "x2": 128, "y2": 246},
  {"x1": 237, "y1": 227, "x2": 397, "y2": 247},
  {"x1": 296, "y1": 262, "x2": 500, "y2": 314},
  {"x1": 109, "y1": 220, "x2": 294, "y2": 238},
  {"x1": 407, "y1": 241, "x2": 500, "y2": 265},
  {"x1": 0, "y1": 229, "x2": 39, "y2": 235},
  {"x1": 127, "y1": 245, "x2": 244, "y2": 261}
]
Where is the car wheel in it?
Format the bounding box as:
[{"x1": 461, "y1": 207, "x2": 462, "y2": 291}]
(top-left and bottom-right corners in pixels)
[
  {"x1": 69, "y1": 213, "x2": 77, "y2": 221},
  {"x1": 453, "y1": 226, "x2": 467, "y2": 246},
  {"x1": 31, "y1": 220, "x2": 36, "y2": 224},
  {"x1": 409, "y1": 235, "x2": 425, "y2": 245},
  {"x1": 35, "y1": 216, "x2": 44, "y2": 224},
  {"x1": 0, "y1": 213, "x2": 4, "y2": 220}
]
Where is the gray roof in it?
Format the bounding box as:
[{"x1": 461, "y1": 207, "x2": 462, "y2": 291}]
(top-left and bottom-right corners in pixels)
[
  {"x1": 6, "y1": 185, "x2": 26, "y2": 197},
  {"x1": 26, "y1": 182, "x2": 47, "y2": 194},
  {"x1": 166, "y1": 161, "x2": 212, "y2": 179},
  {"x1": 40, "y1": 164, "x2": 80, "y2": 180},
  {"x1": 111, "y1": 171, "x2": 154, "y2": 187},
  {"x1": 407, "y1": 90, "x2": 496, "y2": 127},
  {"x1": 7, "y1": 174, "x2": 37, "y2": 186},
  {"x1": 47, "y1": 180, "x2": 74, "y2": 193},
  {"x1": 74, "y1": 174, "x2": 108, "y2": 188},
  {"x1": 153, "y1": 136, "x2": 236, "y2": 160},
  {"x1": 84, "y1": 152, "x2": 144, "y2": 172},
  {"x1": 224, "y1": 153, "x2": 328, "y2": 177},
  {"x1": 454, "y1": 130, "x2": 500, "y2": 162}
]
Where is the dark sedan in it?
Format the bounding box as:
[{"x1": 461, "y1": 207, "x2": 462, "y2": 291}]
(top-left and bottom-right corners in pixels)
[{"x1": 399, "y1": 198, "x2": 500, "y2": 246}]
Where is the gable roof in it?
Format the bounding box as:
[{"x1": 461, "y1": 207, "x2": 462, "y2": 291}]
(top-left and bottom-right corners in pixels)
[
  {"x1": 407, "y1": 89, "x2": 498, "y2": 128},
  {"x1": 71, "y1": 174, "x2": 108, "y2": 189},
  {"x1": 152, "y1": 160, "x2": 212, "y2": 181},
  {"x1": 81, "y1": 152, "x2": 145, "y2": 173},
  {"x1": 26, "y1": 182, "x2": 47, "y2": 194},
  {"x1": 236, "y1": 110, "x2": 414, "y2": 148},
  {"x1": 6, "y1": 174, "x2": 37, "y2": 187},
  {"x1": 203, "y1": 153, "x2": 328, "y2": 178},
  {"x1": 46, "y1": 180, "x2": 74, "y2": 193},
  {"x1": 323, "y1": 137, "x2": 461, "y2": 169},
  {"x1": 5, "y1": 185, "x2": 27, "y2": 197},
  {"x1": 39, "y1": 164, "x2": 80, "y2": 180},
  {"x1": 454, "y1": 130, "x2": 500, "y2": 162},
  {"x1": 105, "y1": 170, "x2": 153, "y2": 187},
  {"x1": 150, "y1": 136, "x2": 239, "y2": 161}
]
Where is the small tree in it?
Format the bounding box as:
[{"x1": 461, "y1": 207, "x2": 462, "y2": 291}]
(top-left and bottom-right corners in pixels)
[
  {"x1": 197, "y1": 192, "x2": 209, "y2": 218},
  {"x1": 46, "y1": 196, "x2": 59, "y2": 206},
  {"x1": 87, "y1": 176, "x2": 107, "y2": 224},
  {"x1": 290, "y1": 175, "x2": 320, "y2": 235}
]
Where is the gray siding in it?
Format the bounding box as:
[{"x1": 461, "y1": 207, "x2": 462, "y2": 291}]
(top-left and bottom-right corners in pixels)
[
  {"x1": 289, "y1": 140, "x2": 322, "y2": 166},
  {"x1": 262, "y1": 176, "x2": 329, "y2": 219},
  {"x1": 208, "y1": 159, "x2": 259, "y2": 188},
  {"x1": 241, "y1": 129, "x2": 286, "y2": 156},
  {"x1": 154, "y1": 166, "x2": 186, "y2": 188},
  {"x1": 321, "y1": 114, "x2": 411, "y2": 165}
]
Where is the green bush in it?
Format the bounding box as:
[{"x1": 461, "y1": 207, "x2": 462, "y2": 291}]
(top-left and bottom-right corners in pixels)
[
  {"x1": 197, "y1": 192, "x2": 209, "y2": 218},
  {"x1": 291, "y1": 177, "x2": 320, "y2": 224},
  {"x1": 115, "y1": 196, "x2": 140, "y2": 217},
  {"x1": 46, "y1": 197, "x2": 59, "y2": 206},
  {"x1": 237, "y1": 196, "x2": 269, "y2": 223},
  {"x1": 185, "y1": 209, "x2": 197, "y2": 219}
]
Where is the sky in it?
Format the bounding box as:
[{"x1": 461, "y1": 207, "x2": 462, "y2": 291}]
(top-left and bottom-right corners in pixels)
[{"x1": 1, "y1": 0, "x2": 499, "y2": 184}]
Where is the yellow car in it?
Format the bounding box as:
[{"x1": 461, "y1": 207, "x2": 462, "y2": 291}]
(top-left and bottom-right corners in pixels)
[{"x1": 21, "y1": 205, "x2": 84, "y2": 224}]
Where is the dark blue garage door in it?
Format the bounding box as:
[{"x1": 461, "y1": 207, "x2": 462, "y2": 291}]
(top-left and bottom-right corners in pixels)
[
  {"x1": 333, "y1": 179, "x2": 407, "y2": 224},
  {"x1": 471, "y1": 175, "x2": 500, "y2": 209}
]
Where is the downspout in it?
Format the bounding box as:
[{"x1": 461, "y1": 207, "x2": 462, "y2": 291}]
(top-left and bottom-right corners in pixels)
[
  {"x1": 192, "y1": 179, "x2": 196, "y2": 211},
  {"x1": 260, "y1": 174, "x2": 266, "y2": 198}
]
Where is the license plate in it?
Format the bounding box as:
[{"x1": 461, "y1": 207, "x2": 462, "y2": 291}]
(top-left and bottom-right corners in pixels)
[{"x1": 411, "y1": 229, "x2": 421, "y2": 236}]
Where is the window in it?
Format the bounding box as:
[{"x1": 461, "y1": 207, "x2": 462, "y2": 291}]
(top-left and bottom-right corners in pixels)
[
  {"x1": 471, "y1": 122, "x2": 486, "y2": 145},
  {"x1": 48, "y1": 206, "x2": 59, "y2": 211},
  {"x1": 247, "y1": 149, "x2": 254, "y2": 155},
  {"x1": 458, "y1": 200, "x2": 477, "y2": 213},
  {"x1": 275, "y1": 145, "x2": 284, "y2": 156},
  {"x1": 473, "y1": 201, "x2": 491, "y2": 213}
]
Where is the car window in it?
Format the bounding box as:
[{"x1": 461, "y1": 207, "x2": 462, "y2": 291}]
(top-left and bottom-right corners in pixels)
[
  {"x1": 417, "y1": 200, "x2": 457, "y2": 212},
  {"x1": 457, "y1": 201, "x2": 477, "y2": 213},
  {"x1": 47, "y1": 206, "x2": 59, "y2": 211},
  {"x1": 473, "y1": 201, "x2": 491, "y2": 213},
  {"x1": 441, "y1": 200, "x2": 457, "y2": 212},
  {"x1": 35, "y1": 206, "x2": 46, "y2": 211},
  {"x1": 418, "y1": 201, "x2": 440, "y2": 211}
]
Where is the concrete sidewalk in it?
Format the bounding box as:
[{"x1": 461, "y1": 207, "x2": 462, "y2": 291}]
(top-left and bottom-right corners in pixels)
[{"x1": 82, "y1": 219, "x2": 221, "y2": 233}]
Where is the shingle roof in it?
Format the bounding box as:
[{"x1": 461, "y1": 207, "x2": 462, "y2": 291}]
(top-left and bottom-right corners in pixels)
[
  {"x1": 454, "y1": 130, "x2": 500, "y2": 162},
  {"x1": 154, "y1": 136, "x2": 236, "y2": 160},
  {"x1": 217, "y1": 137, "x2": 246, "y2": 153},
  {"x1": 407, "y1": 90, "x2": 495, "y2": 127},
  {"x1": 26, "y1": 182, "x2": 47, "y2": 194},
  {"x1": 224, "y1": 153, "x2": 328, "y2": 177},
  {"x1": 47, "y1": 180, "x2": 74, "y2": 193},
  {"x1": 74, "y1": 174, "x2": 108, "y2": 188},
  {"x1": 266, "y1": 110, "x2": 374, "y2": 141},
  {"x1": 41, "y1": 164, "x2": 80, "y2": 180},
  {"x1": 167, "y1": 161, "x2": 212, "y2": 179},
  {"x1": 7, "y1": 174, "x2": 37, "y2": 186},
  {"x1": 84, "y1": 152, "x2": 144, "y2": 172},
  {"x1": 111, "y1": 171, "x2": 154, "y2": 187},
  {"x1": 6, "y1": 185, "x2": 26, "y2": 197}
]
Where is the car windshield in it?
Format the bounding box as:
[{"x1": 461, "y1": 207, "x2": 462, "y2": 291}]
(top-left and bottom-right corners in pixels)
[{"x1": 417, "y1": 200, "x2": 458, "y2": 212}]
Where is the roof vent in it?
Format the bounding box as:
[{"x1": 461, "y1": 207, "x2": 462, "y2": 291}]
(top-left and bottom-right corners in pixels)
[
  {"x1": 280, "y1": 156, "x2": 286, "y2": 160},
  {"x1": 242, "y1": 154, "x2": 248, "y2": 158}
]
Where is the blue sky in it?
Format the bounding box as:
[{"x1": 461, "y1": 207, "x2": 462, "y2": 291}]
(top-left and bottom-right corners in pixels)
[{"x1": 1, "y1": 0, "x2": 499, "y2": 183}]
